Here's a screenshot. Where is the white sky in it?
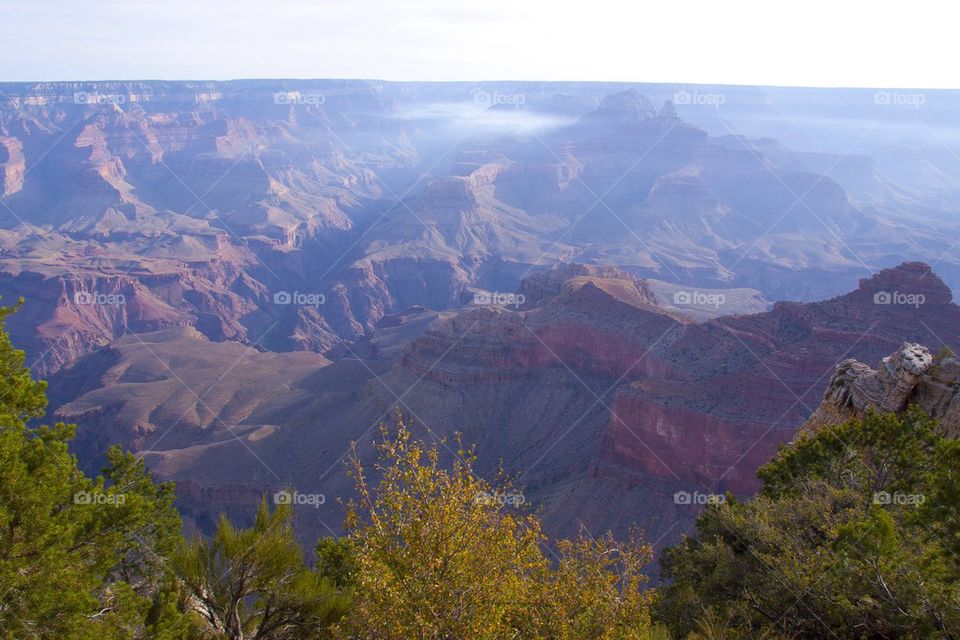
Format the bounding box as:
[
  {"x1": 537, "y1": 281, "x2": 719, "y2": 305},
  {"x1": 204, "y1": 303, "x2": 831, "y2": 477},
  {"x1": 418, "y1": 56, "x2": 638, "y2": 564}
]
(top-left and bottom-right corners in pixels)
[{"x1": 0, "y1": 0, "x2": 955, "y2": 88}]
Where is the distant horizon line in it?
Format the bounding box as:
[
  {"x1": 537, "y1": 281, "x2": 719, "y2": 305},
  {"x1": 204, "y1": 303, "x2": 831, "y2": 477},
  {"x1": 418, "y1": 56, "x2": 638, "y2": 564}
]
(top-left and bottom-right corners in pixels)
[{"x1": 1, "y1": 77, "x2": 959, "y2": 92}]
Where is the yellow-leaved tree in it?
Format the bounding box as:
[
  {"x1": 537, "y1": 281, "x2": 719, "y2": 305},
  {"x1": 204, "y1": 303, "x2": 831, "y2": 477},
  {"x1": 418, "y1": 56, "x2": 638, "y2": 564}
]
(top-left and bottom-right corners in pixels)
[{"x1": 337, "y1": 418, "x2": 662, "y2": 640}]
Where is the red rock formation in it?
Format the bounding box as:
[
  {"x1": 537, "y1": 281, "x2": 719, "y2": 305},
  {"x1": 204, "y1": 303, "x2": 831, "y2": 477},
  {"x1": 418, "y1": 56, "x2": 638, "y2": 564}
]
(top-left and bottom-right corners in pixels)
[
  {"x1": 401, "y1": 265, "x2": 684, "y2": 385},
  {"x1": 49, "y1": 261, "x2": 960, "y2": 548},
  {"x1": 395, "y1": 261, "x2": 960, "y2": 501},
  {"x1": 601, "y1": 388, "x2": 787, "y2": 492},
  {"x1": 597, "y1": 262, "x2": 960, "y2": 494}
]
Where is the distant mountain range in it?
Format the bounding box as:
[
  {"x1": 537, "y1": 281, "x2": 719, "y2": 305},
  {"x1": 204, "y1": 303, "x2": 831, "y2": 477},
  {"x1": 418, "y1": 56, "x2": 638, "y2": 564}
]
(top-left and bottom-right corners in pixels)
[{"x1": 3, "y1": 80, "x2": 960, "y2": 377}]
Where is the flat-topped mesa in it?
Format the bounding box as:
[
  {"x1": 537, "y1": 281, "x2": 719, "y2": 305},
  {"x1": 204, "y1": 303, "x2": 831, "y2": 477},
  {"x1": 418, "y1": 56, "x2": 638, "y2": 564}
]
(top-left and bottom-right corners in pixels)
[
  {"x1": 802, "y1": 342, "x2": 960, "y2": 435},
  {"x1": 449, "y1": 157, "x2": 509, "y2": 187}
]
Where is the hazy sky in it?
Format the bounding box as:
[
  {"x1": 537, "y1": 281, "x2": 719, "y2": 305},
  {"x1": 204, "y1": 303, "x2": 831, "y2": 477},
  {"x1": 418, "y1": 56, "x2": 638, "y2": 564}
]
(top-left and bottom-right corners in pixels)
[{"x1": 0, "y1": 0, "x2": 954, "y2": 87}]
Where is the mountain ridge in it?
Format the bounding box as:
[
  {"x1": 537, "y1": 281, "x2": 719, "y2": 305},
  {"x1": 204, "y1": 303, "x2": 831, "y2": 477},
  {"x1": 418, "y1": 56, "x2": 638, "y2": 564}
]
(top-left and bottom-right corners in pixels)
[
  {"x1": 5, "y1": 82, "x2": 960, "y2": 378},
  {"x1": 47, "y1": 260, "x2": 960, "y2": 547}
]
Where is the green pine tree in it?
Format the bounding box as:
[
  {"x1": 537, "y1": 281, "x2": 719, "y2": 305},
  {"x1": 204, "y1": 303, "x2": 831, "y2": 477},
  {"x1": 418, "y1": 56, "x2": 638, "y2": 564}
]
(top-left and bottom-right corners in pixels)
[
  {"x1": 0, "y1": 299, "x2": 190, "y2": 639},
  {"x1": 174, "y1": 499, "x2": 352, "y2": 639},
  {"x1": 655, "y1": 409, "x2": 960, "y2": 639}
]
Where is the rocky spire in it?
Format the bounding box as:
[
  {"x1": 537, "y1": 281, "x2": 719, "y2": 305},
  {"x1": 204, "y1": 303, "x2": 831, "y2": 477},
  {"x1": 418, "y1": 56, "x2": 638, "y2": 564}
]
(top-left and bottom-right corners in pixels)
[{"x1": 658, "y1": 100, "x2": 678, "y2": 118}]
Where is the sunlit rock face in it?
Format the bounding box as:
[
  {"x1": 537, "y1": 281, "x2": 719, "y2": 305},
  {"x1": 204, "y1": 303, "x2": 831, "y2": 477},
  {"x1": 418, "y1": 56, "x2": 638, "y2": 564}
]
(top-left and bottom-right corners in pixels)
[{"x1": 802, "y1": 342, "x2": 960, "y2": 437}]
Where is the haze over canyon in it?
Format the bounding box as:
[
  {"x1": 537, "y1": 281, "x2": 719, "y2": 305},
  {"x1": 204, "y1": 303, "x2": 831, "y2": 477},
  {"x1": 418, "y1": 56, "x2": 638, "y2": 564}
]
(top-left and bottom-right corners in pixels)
[{"x1": 3, "y1": 79, "x2": 959, "y2": 548}]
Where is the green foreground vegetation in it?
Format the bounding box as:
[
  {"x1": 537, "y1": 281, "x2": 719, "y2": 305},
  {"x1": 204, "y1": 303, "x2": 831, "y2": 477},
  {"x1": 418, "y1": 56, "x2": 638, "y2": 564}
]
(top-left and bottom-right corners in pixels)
[{"x1": 1, "y1": 300, "x2": 958, "y2": 639}]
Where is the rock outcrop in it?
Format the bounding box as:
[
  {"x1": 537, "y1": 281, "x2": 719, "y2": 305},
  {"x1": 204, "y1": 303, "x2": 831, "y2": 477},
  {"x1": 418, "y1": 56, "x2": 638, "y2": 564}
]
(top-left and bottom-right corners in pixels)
[
  {"x1": 0, "y1": 136, "x2": 24, "y2": 196},
  {"x1": 802, "y1": 342, "x2": 960, "y2": 435}
]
